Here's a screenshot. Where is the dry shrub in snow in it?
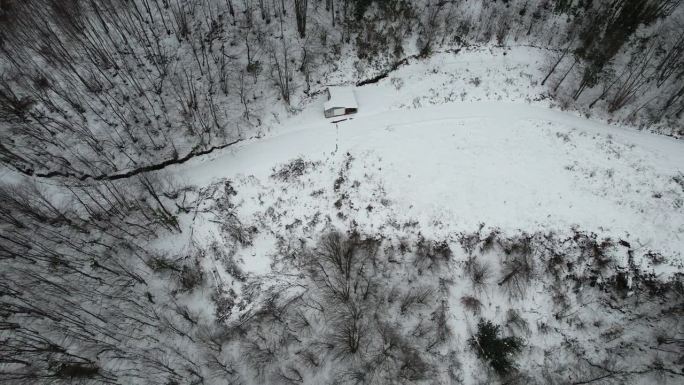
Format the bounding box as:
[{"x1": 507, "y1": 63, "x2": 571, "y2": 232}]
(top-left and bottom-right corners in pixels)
[
  {"x1": 222, "y1": 216, "x2": 257, "y2": 247},
  {"x1": 307, "y1": 231, "x2": 378, "y2": 303},
  {"x1": 458, "y1": 226, "x2": 500, "y2": 256},
  {"x1": 414, "y1": 236, "x2": 452, "y2": 271},
  {"x1": 147, "y1": 255, "x2": 181, "y2": 273},
  {"x1": 505, "y1": 309, "x2": 531, "y2": 338},
  {"x1": 178, "y1": 261, "x2": 205, "y2": 292},
  {"x1": 429, "y1": 300, "x2": 452, "y2": 349},
  {"x1": 498, "y1": 235, "x2": 536, "y2": 299},
  {"x1": 271, "y1": 157, "x2": 320, "y2": 182},
  {"x1": 400, "y1": 287, "x2": 433, "y2": 314},
  {"x1": 573, "y1": 231, "x2": 615, "y2": 271},
  {"x1": 208, "y1": 241, "x2": 246, "y2": 282},
  {"x1": 465, "y1": 257, "x2": 492, "y2": 291},
  {"x1": 211, "y1": 287, "x2": 237, "y2": 323},
  {"x1": 460, "y1": 295, "x2": 483, "y2": 315}
]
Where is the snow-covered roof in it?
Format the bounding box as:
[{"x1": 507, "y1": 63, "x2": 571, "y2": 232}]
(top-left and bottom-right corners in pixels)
[{"x1": 324, "y1": 87, "x2": 358, "y2": 111}]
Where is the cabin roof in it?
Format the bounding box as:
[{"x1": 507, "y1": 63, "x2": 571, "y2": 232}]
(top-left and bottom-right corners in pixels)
[{"x1": 324, "y1": 87, "x2": 358, "y2": 111}]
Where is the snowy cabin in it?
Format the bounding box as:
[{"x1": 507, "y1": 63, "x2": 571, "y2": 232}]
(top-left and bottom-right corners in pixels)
[{"x1": 324, "y1": 87, "x2": 358, "y2": 118}]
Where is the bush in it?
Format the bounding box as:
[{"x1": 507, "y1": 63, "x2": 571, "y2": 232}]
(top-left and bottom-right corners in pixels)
[
  {"x1": 55, "y1": 363, "x2": 99, "y2": 379},
  {"x1": 469, "y1": 319, "x2": 524, "y2": 376},
  {"x1": 460, "y1": 295, "x2": 482, "y2": 315},
  {"x1": 505, "y1": 309, "x2": 531, "y2": 337},
  {"x1": 211, "y1": 287, "x2": 236, "y2": 322},
  {"x1": 414, "y1": 237, "x2": 452, "y2": 271},
  {"x1": 465, "y1": 257, "x2": 491, "y2": 290},
  {"x1": 399, "y1": 287, "x2": 433, "y2": 314},
  {"x1": 498, "y1": 241, "x2": 535, "y2": 299},
  {"x1": 271, "y1": 157, "x2": 319, "y2": 182},
  {"x1": 147, "y1": 255, "x2": 181, "y2": 272},
  {"x1": 179, "y1": 262, "x2": 205, "y2": 292}
]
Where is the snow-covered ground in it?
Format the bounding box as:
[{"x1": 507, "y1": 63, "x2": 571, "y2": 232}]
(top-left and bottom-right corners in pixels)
[
  {"x1": 161, "y1": 59, "x2": 684, "y2": 379},
  {"x1": 170, "y1": 48, "x2": 684, "y2": 277},
  {"x1": 1, "y1": 45, "x2": 677, "y2": 385}
]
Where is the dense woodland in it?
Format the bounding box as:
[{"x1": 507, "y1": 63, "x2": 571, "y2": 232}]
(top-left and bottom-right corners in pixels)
[
  {"x1": 0, "y1": 0, "x2": 682, "y2": 177},
  {"x1": 1, "y1": 1, "x2": 683, "y2": 384}
]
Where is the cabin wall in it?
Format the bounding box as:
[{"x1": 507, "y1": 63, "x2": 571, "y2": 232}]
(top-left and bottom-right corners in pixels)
[
  {"x1": 325, "y1": 108, "x2": 346, "y2": 118},
  {"x1": 324, "y1": 107, "x2": 357, "y2": 118}
]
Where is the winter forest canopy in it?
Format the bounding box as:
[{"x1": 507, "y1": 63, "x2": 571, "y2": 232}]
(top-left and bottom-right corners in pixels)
[{"x1": 1, "y1": 1, "x2": 684, "y2": 385}]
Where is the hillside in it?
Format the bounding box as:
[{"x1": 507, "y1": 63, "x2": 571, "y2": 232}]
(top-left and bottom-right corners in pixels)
[
  {"x1": 142, "y1": 52, "x2": 684, "y2": 384},
  {"x1": 1, "y1": 1, "x2": 683, "y2": 385}
]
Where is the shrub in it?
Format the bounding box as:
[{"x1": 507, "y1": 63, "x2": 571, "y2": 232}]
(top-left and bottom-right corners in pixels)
[
  {"x1": 55, "y1": 363, "x2": 99, "y2": 379},
  {"x1": 498, "y1": 240, "x2": 535, "y2": 299},
  {"x1": 271, "y1": 157, "x2": 319, "y2": 182},
  {"x1": 465, "y1": 257, "x2": 491, "y2": 290},
  {"x1": 147, "y1": 255, "x2": 181, "y2": 272},
  {"x1": 414, "y1": 237, "x2": 452, "y2": 270},
  {"x1": 429, "y1": 300, "x2": 451, "y2": 348},
  {"x1": 505, "y1": 309, "x2": 530, "y2": 337},
  {"x1": 469, "y1": 319, "x2": 524, "y2": 376},
  {"x1": 574, "y1": 231, "x2": 614, "y2": 270},
  {"x1": 390, "y1": 77, "x2": 404, "y2": 90},
  {"x1": 398, "y1": 345, "x2": 430, "y2": 381},
  {"x1": 179, "y1": 262, "x2": 205, "y2": 292},
  {"x1": 209, "y1": 242, "x2": 246, "y2": 281},
  {"x1": 399, "y1": 287, "x2": 433, "y2": 314},
  {"x1": 211, "y1": 287, "x2": 236, "y2": 322},
  {"x1": 460, "y1": 295, "x2": 482, "y2": 315},
  {"x1": 328, "y1": 303, "x2": 365, "y2": 358},
  {"x1": 222, "y1": 217, "x2": 257, "y2": 247}
]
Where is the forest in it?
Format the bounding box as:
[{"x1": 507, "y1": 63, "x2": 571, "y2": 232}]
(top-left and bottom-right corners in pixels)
[
  {"x1": 1, "y1": 0, "x2": 682, "y2": 177},
  {"x1": 1, "y1": 1, "x2": 683, "y2": 384}
]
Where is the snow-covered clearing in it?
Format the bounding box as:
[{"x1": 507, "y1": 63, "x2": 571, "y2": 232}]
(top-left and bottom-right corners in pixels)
[
  {"x1": 159, "y1": 79, "x2": 684, "y2": 384},
  {"x1": 0, "y1": 42, "x2": 679, "y2": 385},
  {"x1": 169, "y1": 48, "x2": 684, "y2": 273},
  {"x1": 152, "y1": 47, "x2": 683, "y2": 383},
  {"x1": 4, "y1": 1, "x2": 683, "y2": 382}
]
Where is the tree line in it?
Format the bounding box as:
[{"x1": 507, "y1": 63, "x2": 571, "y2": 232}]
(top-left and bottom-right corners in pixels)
[
  {"x1": 1, "y1": 173, "x2": 682, "y2": 383},
  {"x1": 0, "y1": 0, "x2": 681, "y2": 181}
]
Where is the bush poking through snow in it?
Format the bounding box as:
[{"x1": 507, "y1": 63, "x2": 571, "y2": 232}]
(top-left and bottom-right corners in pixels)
[
  {"x1": 460, "y1": 295, "x2": 483, "y2": 315},
  {"x1": 465, "y1": 257, "x2": 492, "y2": 291},
  {"x1": 209, "y1": 242, "x2": 246, "y2": 281},
  {"x1": 222, "y1": 216, "x2": 257, "y2": 247},
  {"x1": 645, "y1": 251, "x2": 665, "y2": 265},
  {"x1": 328, "y1": 302, "x2": 366, "y2": 358},
  {"x1": 414, "y1": 237, "x2": 452, "y2": 271},
  {"x1": 211, "y1": 287, "x2": 236, "y2": 323},
  {"x1": 147, "y1": 255, "x2": 181, "y2": 273},
  {"x1": 498, "y1": 236, "x2": 535, "y2": 299},
  {"x1": 429, "y1": 300, "x2": 452, "y2": 349},
  {"x1": 179, "y1": 261, "x2": 205, "y2": 292},
  {"x1": 308, "y1": 231, "x2": 378, "y2": 303},
  {"x1": 271, "y1": 157, "x2": 320, "y2": 182},
  {"x1": 399, "y1": 287, "x2": 433, "y2": 314},
  {"x1": 390, "y1": 77, "x2": 404, "y2": 90},
  {"x1": 55, "y1": 363, "x2": 100, "y2": 379},
  {"x1": 574, "y1": 231, "x2": 615, "y2": 271},
  {"x1": 458, "y1": 226, "x2": 500, "y2": 256},
  {"x1": 469, "y1": 319, "x2": 524, "y2": 376},
  {"x1": 505, "y1": 309, "x2": 531, "y2": 337}
]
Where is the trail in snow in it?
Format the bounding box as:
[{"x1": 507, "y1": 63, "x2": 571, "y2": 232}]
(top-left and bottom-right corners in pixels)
[{"x1": 173, "y1": 101, "x2": 683, "y2": 184}]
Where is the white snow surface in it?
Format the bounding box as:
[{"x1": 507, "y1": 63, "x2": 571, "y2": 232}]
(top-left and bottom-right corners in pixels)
[
  {"x1": 155, "y1": 48, "x2": 684, "y2": 279},
  {"x1": 173, "y1": 109, "x2": 683, "y2": 267}
]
